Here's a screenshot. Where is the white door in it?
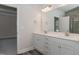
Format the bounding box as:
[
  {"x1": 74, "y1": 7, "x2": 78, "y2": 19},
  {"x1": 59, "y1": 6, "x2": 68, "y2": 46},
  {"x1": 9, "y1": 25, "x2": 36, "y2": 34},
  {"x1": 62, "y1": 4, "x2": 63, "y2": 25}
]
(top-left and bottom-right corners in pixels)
[{"x1": 59, "y1": 16, "x2": 70, "y2": 32}]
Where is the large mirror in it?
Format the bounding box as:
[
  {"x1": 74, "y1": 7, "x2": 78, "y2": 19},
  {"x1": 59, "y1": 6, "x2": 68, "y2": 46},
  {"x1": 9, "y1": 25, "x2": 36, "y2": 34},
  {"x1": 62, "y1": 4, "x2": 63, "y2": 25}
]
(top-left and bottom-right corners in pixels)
[{"x1": 41, "y1": 4, "x2": 79, "y2": 34}]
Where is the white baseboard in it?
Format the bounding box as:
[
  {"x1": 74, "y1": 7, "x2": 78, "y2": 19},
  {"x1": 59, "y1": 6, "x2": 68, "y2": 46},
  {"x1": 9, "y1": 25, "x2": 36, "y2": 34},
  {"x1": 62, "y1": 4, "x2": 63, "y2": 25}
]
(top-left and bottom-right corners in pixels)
[{"x1": 17, "y1": 47, "x2": 34, "y2": 54}]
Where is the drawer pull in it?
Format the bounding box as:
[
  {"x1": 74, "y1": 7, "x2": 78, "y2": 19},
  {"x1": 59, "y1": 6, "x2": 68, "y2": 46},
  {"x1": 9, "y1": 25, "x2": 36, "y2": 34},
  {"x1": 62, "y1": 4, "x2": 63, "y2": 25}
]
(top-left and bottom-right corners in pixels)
[
  {"x1": 58, "y1": 46, "x2": 61, "y2": 48},
  {"x1": 46, "y1": 38, "x2": 48, "y2": 39},
  {"x1": 45, "y1": 42, "x2": 48, "y2": 44}
]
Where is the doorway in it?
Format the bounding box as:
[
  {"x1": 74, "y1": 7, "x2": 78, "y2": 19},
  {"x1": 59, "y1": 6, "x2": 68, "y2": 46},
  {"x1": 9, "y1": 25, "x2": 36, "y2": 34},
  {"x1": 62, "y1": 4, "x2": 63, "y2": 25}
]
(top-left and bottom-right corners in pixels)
[{"x1": 0, "y1": 5, "x2": 17, "y2": 55}]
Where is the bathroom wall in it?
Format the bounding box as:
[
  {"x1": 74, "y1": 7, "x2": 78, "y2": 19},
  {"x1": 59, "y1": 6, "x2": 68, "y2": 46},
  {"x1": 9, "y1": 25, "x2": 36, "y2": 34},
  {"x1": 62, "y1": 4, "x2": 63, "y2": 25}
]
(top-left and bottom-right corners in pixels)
[
  {"x1": 6, "y1": 4, "x2": 66, "y2": 54},
  {"x1": 17, "y1": 5, "x2": 41, "y2": 54},
  {"x1": 6, "y1": 4, "x2": 41, "y2": 54}
]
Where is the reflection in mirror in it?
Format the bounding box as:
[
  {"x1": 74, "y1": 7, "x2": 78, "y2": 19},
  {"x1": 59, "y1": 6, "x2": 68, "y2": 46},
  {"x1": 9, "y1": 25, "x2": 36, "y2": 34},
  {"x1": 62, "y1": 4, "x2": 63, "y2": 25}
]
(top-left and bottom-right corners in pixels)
[
  {"x1": 54, "y1": 17, "x2": 59, "y2": 32},
  {"x1": 66, "y1": 8, "x2": 79, "y2": 33},
  {"x1": 42, "y1": 4, "x2": 79, "y2": 34}
]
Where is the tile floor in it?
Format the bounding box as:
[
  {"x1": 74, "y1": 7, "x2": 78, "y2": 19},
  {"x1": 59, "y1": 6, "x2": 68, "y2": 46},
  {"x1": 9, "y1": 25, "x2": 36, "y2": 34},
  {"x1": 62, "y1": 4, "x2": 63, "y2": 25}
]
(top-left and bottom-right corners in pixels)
[{"x1": 18, "y1": 49, "x2": 43, "y2": 55}]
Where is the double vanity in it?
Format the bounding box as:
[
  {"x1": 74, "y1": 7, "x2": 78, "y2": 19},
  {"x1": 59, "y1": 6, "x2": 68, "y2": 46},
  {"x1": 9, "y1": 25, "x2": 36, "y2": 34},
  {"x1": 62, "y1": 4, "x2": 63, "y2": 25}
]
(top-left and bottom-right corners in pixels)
[
  {"x1": 32, "y1": 32, "x2": 79, "y2": 55},
  {"x1": 32, "y1": 4, "x2": 79, "y2": 55}
]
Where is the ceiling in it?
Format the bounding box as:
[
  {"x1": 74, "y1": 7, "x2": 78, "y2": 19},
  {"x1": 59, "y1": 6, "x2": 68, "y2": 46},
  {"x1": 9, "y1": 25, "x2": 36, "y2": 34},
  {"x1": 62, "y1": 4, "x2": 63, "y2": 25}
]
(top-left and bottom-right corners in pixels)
[
  {"x1": 41, "y1": 4, "x2": 79, "y2": 12},
  {"x1": 57, "y1": 4, "x2": 79, "y2": 12},
  {"x1": 41, "y1": 4, "x2": 67, "y2": 9}
]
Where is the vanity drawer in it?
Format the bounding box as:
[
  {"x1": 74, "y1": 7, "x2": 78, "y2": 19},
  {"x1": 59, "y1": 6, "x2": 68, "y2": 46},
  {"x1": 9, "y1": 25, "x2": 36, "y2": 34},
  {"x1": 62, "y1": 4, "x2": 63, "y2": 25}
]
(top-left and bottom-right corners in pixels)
[
  {"x1": 48, "y1": 37, "x2": 79, "y2": 55},
  {"x1": 49, "y1": 36, "x2": 79, "y2": 49},
  {"x1": 59, "y1": 39, "x2": 79, "y2": 49}
]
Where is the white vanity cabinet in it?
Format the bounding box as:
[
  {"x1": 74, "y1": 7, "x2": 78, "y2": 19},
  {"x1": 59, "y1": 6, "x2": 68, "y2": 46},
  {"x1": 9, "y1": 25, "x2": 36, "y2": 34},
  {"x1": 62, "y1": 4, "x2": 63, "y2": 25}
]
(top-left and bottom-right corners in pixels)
[
  {"x1": 32, "y1": 33, "x2": 79, "y2": 55},
  {"x1": 49, "y1": 37, "x2": 75, "y2": 55},
  {"x1": 49, "y1": 38, "x2": 79, "y2": 55},
  {"x1": 32, "y1": 34, "x2": 50, "y2": 54},
  {"x1": 59, "y1": 39, "x2": 79, "y2": 55},
  {"x1": 48, "y1": 37, "x2": 61, "y2": 55}
]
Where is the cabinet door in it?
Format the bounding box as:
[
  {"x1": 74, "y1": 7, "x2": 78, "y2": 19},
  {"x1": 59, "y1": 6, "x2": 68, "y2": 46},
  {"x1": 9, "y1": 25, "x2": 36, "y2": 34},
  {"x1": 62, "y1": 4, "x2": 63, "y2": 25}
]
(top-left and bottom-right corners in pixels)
[
  {"x1": 33, "y1": 34, "x2": 45, "y2": 51},
  {"x1": 59, "y1": 39, "x2": 79, "y2": 55},
  {"x1": 59, "y1": 43, "x2": 74, "y2": 55},
  {"x1": 42, "y1": 36, "x2": 50, "y2": 55},
  {"x1": 49, "y1": 37, "x2": 61, "y2": 55},
  {"x1": 32, "y1": 34, "x2": 51, "y2": 54},
  {"x1": 32, "y1": 34, "x2": 49, "y2": 54}
]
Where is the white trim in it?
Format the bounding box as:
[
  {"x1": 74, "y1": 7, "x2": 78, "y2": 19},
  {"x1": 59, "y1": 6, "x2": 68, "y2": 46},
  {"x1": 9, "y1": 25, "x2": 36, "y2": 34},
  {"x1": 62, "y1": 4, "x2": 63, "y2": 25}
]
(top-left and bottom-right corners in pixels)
[{"x1": 17, "y1": 47, "x2": 34, "y2": 54}]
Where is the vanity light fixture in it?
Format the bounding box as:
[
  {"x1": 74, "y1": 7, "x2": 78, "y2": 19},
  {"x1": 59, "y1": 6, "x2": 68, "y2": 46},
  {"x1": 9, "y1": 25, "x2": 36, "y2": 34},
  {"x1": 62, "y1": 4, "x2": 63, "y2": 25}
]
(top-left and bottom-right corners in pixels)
[
  {"x1": 41, "y1": 5, "x2": 52, "y2": 13},
  {"x1": 41, "y1": 4, "x2": 67, "y2": 13}
]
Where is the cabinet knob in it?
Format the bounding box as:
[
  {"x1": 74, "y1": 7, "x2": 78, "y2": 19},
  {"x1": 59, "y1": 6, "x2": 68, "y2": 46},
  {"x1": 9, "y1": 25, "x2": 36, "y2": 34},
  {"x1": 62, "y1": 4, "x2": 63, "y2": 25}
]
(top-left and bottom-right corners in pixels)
[
  {"x1": 46, "y1": 38, "x2": 48, "y2": 40},
  {"x1": 37, "y1": 39, "x2": 39, "y2": 41},
  {"x1": 45, "y1": 42, "x2": 48, "y2": 44},
  {"x1": 58, "y1": 46, "x2": 61, "y2": 48}
]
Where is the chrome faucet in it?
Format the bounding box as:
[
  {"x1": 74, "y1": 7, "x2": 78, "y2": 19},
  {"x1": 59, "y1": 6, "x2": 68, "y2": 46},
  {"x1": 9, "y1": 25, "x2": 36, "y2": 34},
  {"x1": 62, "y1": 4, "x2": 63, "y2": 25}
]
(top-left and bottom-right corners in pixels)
[{"x1": 65, "y1": 32, "x2": 69, "y2": 36}]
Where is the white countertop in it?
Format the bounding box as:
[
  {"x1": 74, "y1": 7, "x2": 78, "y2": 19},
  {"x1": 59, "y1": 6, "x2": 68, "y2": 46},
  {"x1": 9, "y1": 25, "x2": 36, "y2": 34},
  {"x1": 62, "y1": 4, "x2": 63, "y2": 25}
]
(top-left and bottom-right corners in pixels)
[{"x1": 33, "y1": 32, "x2": 79, "y2": 42}]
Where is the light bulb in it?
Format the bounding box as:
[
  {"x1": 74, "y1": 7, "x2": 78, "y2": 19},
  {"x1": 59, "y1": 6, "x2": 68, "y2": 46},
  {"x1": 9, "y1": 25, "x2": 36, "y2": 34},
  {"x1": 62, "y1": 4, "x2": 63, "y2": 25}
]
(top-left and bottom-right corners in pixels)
[{"x1": 42, "y1": 5, "x2": 52, "y2": 12}]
